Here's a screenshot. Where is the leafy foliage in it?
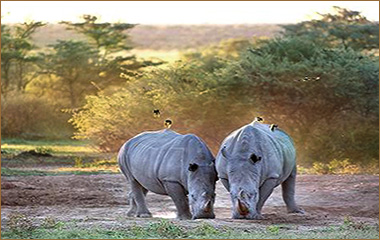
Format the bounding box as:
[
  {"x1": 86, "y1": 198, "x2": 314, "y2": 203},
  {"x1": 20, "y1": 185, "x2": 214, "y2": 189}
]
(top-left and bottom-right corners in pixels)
[
  {"x1": 60, "y1": 15, "x2": 162, "y2": 87},
  {"x1": 1, "y1": 21, "x2": 45, "y2": 95},
  {"x1": 232, "y1": 37, "x2": 379, "y2": 164},
  {"x1": 40, "y1": 40, "x2": 100, "y2": 107},
  {"x1": 61, "y1": 15, "x2": 135, "y2": 53},
  {"x1": 71, "y1": 35, "x2": 378, "y2": 167},
  {"x1": 282, "y1": 6, "x2": 379, "y2": 50}
]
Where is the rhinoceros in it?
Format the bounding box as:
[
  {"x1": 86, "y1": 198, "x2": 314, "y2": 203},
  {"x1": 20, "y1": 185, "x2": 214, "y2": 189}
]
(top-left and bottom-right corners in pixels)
[
  {"x1": 118, "y1": 129, "x2": 218, "y2": 220},
  {"x1": 215, "y1": 120, "x2": 304, "y2": 219}
]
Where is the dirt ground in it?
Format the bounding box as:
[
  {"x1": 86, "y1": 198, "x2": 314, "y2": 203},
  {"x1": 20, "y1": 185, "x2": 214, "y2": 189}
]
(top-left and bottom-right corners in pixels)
[{"x1": 1, "y1": 174, "x2": 379, "y2": 230}]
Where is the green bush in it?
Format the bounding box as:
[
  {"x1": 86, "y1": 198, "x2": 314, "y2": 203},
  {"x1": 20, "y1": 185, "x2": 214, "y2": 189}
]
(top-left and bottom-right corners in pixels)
[
  {"x1": 35, "y1": 146, "x2": 53, "y2": 155},
  {"x1": 312, "y1": 162, "x2": 330, "y2": 175},
  {"x1": 71, "y1": 36, "x2": 378, "y2": 168},
  {"x1": 311, "y1": 159, "x2": 366, "y2": 175}
]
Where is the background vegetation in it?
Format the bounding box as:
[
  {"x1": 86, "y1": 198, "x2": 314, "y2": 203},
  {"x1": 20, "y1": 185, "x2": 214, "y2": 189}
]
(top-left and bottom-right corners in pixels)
[{"x1": 2, "y1": 7, "x2": 379, "y2": 170}]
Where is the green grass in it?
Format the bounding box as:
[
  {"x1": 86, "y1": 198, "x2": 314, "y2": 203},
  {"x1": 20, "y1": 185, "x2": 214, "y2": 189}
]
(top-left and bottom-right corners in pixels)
[
  {"x1": 1, "y1": 167, "x2": 118, "y2": 176},
  {"x1": 2, "y1": 218, "x2": 379, "y2": 239},
  {"x1": 1, "y1": 139, "x2": 96, "y2": 155},
  {"x1": 1, "y1": 139, "x2": 117, "y2": 170}
]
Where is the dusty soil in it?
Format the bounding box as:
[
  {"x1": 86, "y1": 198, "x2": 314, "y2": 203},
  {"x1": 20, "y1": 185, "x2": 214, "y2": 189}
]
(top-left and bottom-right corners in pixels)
[{"x1": 1, "y1": 174, "x2": 379, "y2": 230}]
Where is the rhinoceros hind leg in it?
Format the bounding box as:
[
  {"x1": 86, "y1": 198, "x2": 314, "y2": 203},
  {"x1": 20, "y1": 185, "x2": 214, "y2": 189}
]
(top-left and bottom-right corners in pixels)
[
  {"x1": 163, "y1": 181, "x2": 192, "y2": 220},
  {"x1": 130, "y1": 180, "x2": 152, "y2": 218},
  {"x1": 281, "y1": 167, "x2": 304, "y2": 214},
  {"x1": 127, "y1": 189, "x2": 148, "y2": 217},
  {"x1": 127, "y1": 191, "x2": 137, "y2": 217},
  {"x1": 257, "y1": 178, "x2": 277, "y2": 215}
]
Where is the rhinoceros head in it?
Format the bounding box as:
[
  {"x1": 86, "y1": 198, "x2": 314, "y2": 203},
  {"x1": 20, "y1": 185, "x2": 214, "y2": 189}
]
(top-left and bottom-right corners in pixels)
[
  {"x1": 221, "y1": 146, "x2": 262, "y2": 219},
  {"x1": 187, "y1": 162, "x2": 218, "y2": 219}
]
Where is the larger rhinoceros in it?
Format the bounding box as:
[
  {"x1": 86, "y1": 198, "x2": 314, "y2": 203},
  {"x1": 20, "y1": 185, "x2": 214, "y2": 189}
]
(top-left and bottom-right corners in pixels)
[
  {"x1": 118, "y1": 129, "x2": 217, "y2": 220},
  {"x1": 215, "y1": 120, "x2": 304, "y2": 219}
]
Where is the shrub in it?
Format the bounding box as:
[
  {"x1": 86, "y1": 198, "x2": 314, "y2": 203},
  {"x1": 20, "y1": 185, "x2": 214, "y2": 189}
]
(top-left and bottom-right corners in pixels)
[
  {"x1": 328, "y1": 159, "x2": 360, "y2": 175},
  {"x1": 74, "y1": 157, "x2": 83, "y2": 168},
  {"x1": 1, "y1": 93, "x2": 73, "y2": 139},
  {"x1": 70, "y1": 36, "x2": 378, "y2": 169},
  {"x1": 312, "y1": 159, "x2": 361, "y2": 175},
  {"x1": 35, "y1": 146, "x2": 53, "y2": 155},
  {"x1": 312, "y1": 162, "x2": 330, "y2": 175}
]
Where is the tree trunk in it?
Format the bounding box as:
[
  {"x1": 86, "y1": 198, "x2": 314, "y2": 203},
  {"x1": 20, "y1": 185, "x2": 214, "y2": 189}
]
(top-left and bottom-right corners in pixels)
[{"x1": 68, "y1": 80, "x2": 76, "y2": 108}]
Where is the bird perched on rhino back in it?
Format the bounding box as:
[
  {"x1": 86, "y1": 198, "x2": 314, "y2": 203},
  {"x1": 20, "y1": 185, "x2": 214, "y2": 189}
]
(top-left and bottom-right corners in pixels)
[
  {"x1": 253, "y1": 116, "x2": 264, "y2": 123},
  {"x1": 164, "y1": 119, "x2": 173, "y2": 128},
  {"x1": 270, "y1": 124, "x2": 278, "y2": 131}
]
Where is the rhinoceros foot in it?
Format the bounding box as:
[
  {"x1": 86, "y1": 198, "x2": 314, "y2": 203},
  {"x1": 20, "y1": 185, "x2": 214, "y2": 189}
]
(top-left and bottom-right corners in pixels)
[
  {"x1": 137, "y1": 212, "x2": 152, "y2": 218},
  {"x1": 288, "y1": 208, "x2": 305, "y2": 214},
  {"x1": 177, "y1": 214, "x2": 192, "y2": 220},
  {"x1": 127, "y1": 210, "x2": 136, "y2": 217},
  {"x1": 232, "y1": 212, "x2": 263, "y2": 220}
]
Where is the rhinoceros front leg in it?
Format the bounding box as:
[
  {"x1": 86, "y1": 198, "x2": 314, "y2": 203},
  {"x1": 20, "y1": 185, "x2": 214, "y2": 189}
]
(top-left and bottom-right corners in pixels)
[
  {"x1": 281, "y1": 167, "x2": 304, "y2": 214},
  {"x1": 130, "y1": 179, "x2": 152, "y2": 218},
  {"x1": 256, "y1": 178, "x2": 278, "y2": 218},
  {"x1": 163, "y1": 181, "x2": 192, "y2": 220}
]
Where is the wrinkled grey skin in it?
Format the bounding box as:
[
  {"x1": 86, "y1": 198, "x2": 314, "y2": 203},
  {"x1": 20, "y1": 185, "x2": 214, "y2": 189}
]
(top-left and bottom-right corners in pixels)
[
  {"x1": 118, "y1": 129, "x2": 217, "y2": 220},
  {"x1": 215, "y1": 121, "x2": 304, "y2": 219}
]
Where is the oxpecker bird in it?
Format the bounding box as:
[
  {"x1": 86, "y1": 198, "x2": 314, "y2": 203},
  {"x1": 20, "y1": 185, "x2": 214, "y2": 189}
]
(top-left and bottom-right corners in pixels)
[
  {"x1": 270, "y1": 124, "x2": 278, "y2": 131},
  {"x1": 164, "y1": 119, "x2": 173, "y2": 128},
  {"x1": 153, "y1": 109, "x2": 161, "y2": 118},
  {"x1": 254, "y1": 116, "x2": 264, "y2": 122}
]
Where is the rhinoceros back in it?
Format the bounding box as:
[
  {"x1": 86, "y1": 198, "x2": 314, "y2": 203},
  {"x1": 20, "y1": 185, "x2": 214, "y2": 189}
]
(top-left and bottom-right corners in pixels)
[
  {"x1": 216, "y1": 122, "x2": 296, "y2": 184},
  {"x1": 118, "y1": 129, "x2": 213, "y2": 195},
  {"x1": 252, "y1": 122, "x2": 296, "y2": 173}
]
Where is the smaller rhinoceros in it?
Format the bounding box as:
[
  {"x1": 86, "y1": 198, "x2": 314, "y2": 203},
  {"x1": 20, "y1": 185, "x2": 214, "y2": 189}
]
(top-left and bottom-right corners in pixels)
[
  {"x1": 215, "y1": 120, "x2": 304, "y2": 219},
  {"x1": 118, "y1": 129, "x2": 218, "y2": 219}
]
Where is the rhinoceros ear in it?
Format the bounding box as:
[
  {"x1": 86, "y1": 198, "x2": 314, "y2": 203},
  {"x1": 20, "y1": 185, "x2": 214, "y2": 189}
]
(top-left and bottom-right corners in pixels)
[
  {"x1": 250, "y1": 153, "x2": 262, "y2": 163},
  {"x1": 221, "y1": 146, "x2": 230, "y2": 159},
  {"x1": 188, "y1": 163, "x2": 199, "y2": 172}
]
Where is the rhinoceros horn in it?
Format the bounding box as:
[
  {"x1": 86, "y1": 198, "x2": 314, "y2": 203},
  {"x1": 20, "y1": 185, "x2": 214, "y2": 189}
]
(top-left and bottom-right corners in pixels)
[
  {"x1": 237, "y1": 199, "x2": 249, "y2": 215},
  {"x1": 203, "y1": 200, "x2": 212, "y2": 212}
]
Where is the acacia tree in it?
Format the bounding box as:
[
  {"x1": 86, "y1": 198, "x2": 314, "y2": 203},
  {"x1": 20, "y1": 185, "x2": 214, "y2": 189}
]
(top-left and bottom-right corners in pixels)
[
  {"x1": 282, "y1": 6, "x2": 379, "y2": 50},
  {"x1": 1, "y1": 21, "x2": 45, "y2": 96},
  {"x1": 42, "y1": 40, "x2": 100, "y2": 108},
  {"x1": 60, "y1": 15, "x2": 162, "y2": 88}
]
